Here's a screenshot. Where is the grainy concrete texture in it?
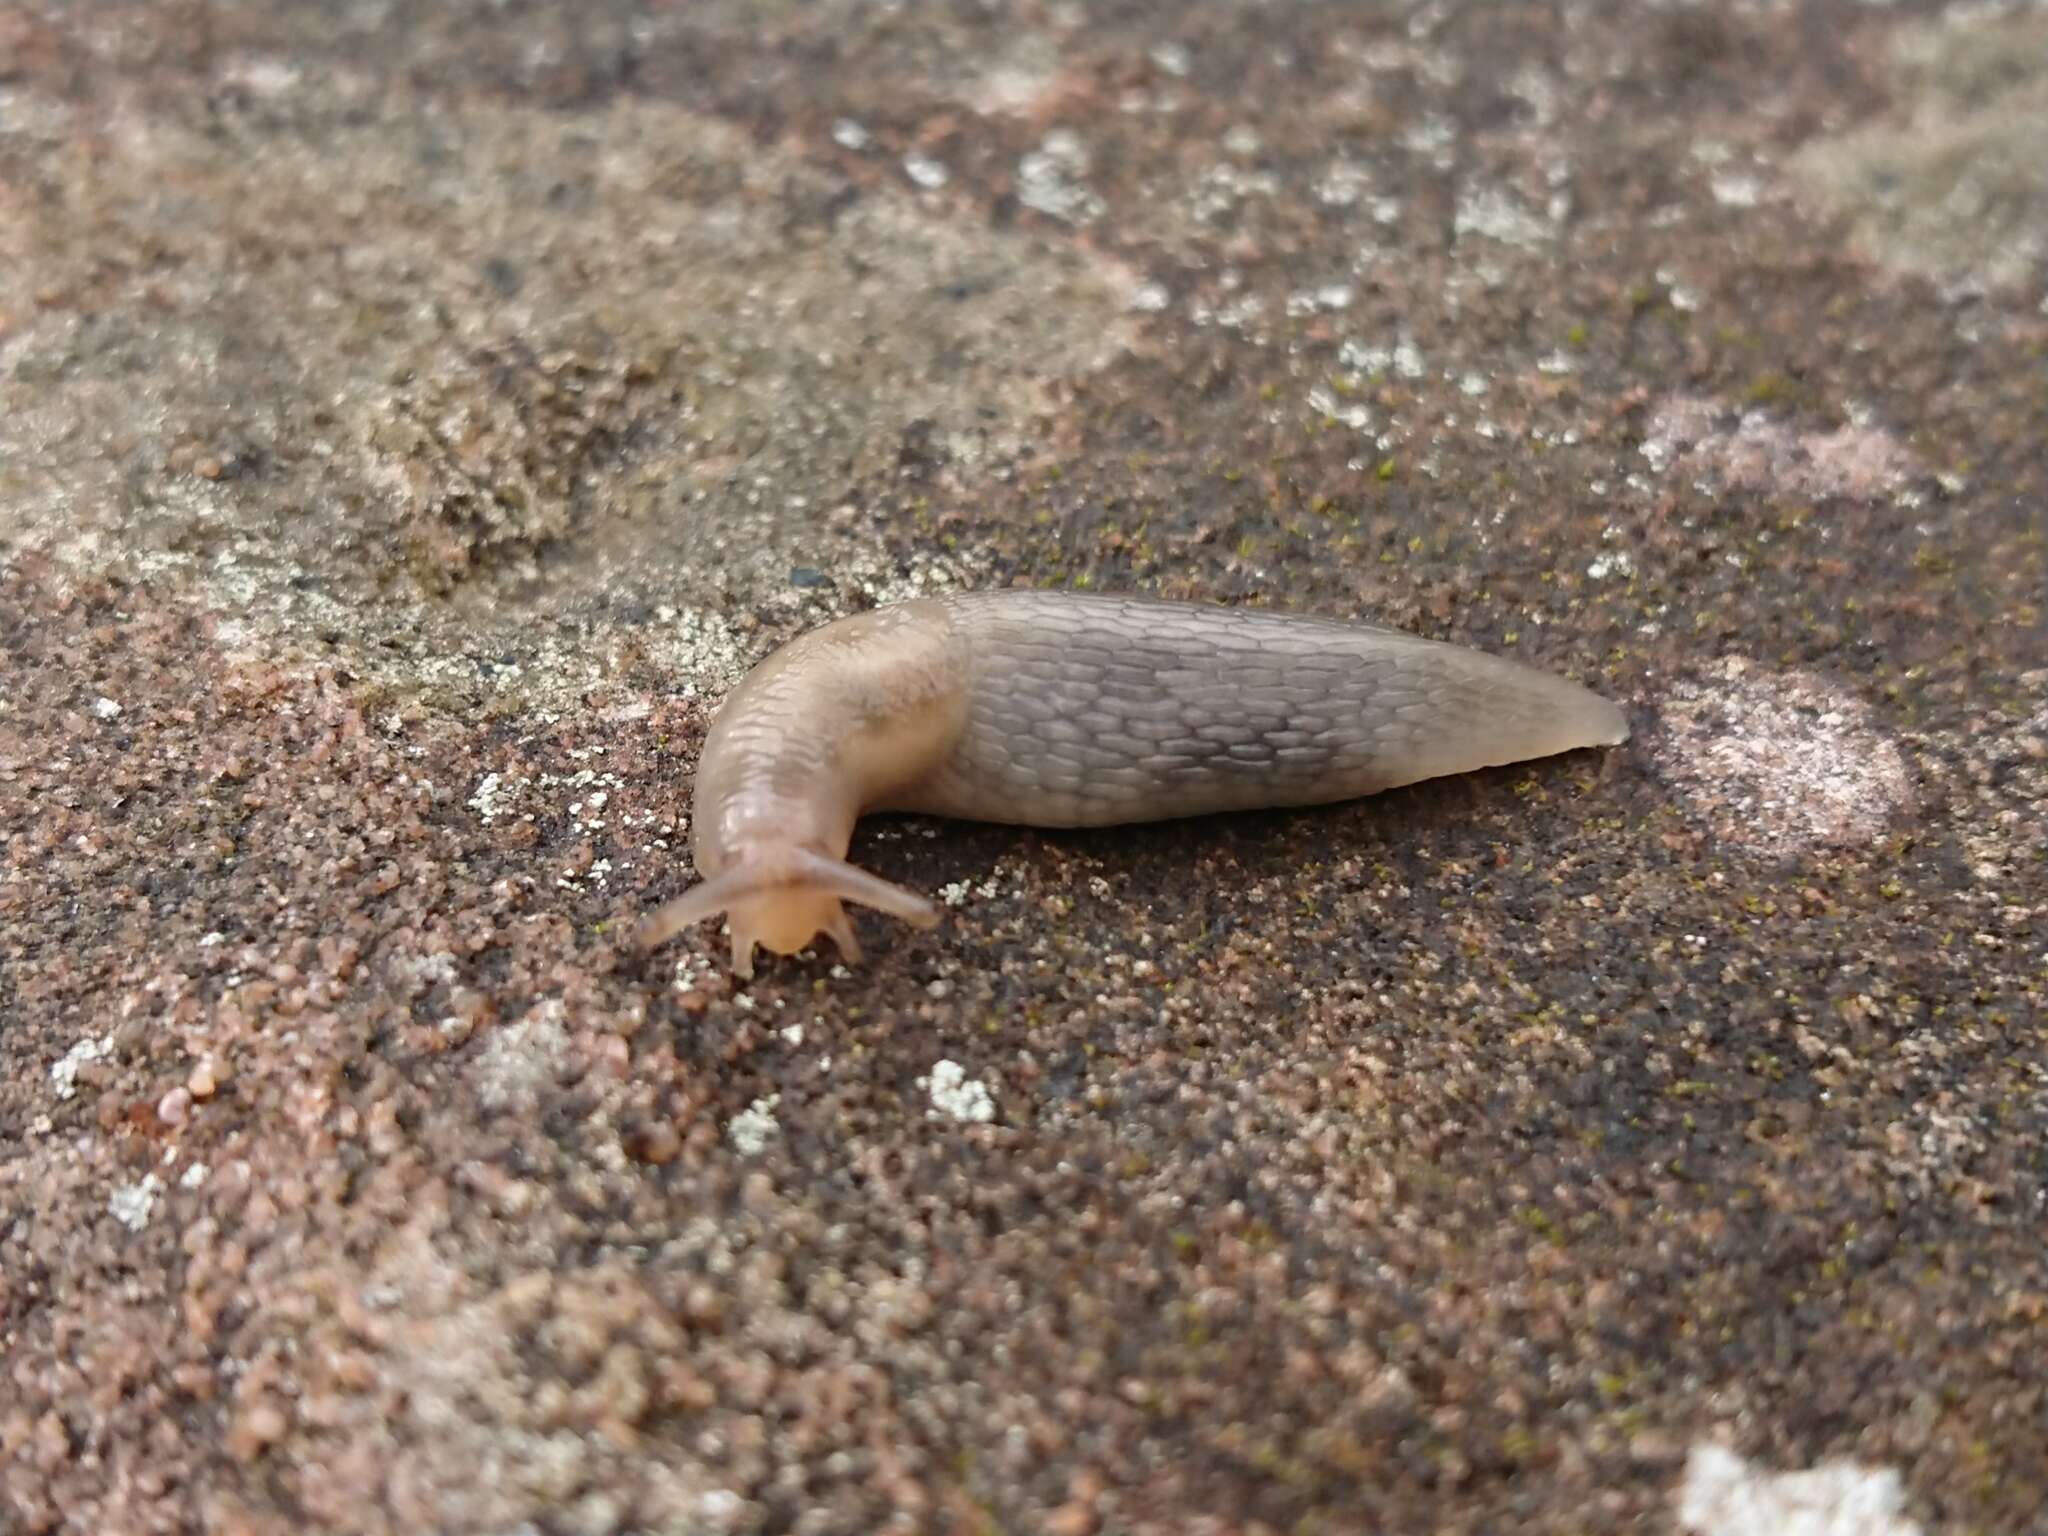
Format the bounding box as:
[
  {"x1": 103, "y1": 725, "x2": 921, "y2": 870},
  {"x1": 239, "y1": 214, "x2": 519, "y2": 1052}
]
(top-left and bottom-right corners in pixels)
[{"x1": 1, "y1": 2, "x2": 2044, "y2": 1534}]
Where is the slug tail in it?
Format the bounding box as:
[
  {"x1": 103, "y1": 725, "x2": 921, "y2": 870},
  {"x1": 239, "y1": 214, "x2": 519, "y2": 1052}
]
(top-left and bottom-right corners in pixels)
[{"x1": 1576, "y1": 692, "x2": 1631, "y2": 748}]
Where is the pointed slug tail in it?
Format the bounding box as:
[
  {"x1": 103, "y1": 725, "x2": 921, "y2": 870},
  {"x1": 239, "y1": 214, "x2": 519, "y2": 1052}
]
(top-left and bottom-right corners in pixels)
[
  {"x1": 1578, "y1": 689, "x2": 1631, "y2": 748},
  {"x1": 1471, "y1": 648, "x2": 1632, "y2": 758},
  {"x1": 634, "y1": 846, "x2": 941, "y2": 962}
]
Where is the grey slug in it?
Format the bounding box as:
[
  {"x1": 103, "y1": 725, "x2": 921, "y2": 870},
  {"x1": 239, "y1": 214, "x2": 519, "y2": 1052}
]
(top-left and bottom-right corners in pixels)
[{"x1": 637, "y1": 590, "x2": 1629, "y2": 976}]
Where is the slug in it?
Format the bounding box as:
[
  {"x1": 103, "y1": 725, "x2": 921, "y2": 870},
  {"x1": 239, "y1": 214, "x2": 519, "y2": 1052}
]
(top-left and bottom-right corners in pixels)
[{"x1": 637, "y1": 590, "x2": 1628, "y2": 976}]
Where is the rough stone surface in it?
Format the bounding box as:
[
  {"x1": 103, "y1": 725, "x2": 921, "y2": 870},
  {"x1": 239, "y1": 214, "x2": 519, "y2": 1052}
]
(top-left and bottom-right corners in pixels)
[{"x1": 2, "y1": 3, "x2": 2044, "y2": 1534}]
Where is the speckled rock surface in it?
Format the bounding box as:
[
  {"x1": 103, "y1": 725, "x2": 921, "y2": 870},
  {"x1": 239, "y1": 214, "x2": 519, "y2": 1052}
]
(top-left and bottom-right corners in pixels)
[{"x1": 2, "y1": 3, "x2": 2043, "y2": 1534}]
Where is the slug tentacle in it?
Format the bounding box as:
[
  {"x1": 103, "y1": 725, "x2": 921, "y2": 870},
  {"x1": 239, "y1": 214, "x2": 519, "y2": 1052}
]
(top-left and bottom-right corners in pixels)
[
  {"x1": 638, "y1": 591, "x2": 1629, "y2": 978},
  {"x1": 634, "y1": 845, "x2": 939, "y2": 979}
]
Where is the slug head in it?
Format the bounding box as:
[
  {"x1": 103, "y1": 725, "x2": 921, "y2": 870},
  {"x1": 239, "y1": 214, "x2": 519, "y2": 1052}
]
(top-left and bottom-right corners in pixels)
[{"x1": 635, "y1": 844, "x2": 939, "y2": 979}]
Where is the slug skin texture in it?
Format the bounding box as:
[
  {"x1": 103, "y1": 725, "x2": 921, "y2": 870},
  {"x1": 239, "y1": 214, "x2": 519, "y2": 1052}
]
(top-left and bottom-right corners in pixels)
[{"x1": 636, "y1": 591, "x2": 1630, "y2": 977}]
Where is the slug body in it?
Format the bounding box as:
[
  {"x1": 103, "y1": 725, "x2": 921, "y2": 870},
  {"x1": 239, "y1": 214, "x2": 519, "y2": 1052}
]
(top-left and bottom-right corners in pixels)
[{"x1": 638, "y1": 591, "x2": 1629, "y2": 975}]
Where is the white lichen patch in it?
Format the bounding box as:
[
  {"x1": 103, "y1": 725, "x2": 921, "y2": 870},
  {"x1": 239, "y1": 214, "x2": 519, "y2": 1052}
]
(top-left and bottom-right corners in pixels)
[
  {"x1": 920, "y1": 1059, "x2": 996, "y2": 1124},
  {"x1": 639, "y1": 605, "x2": 750, "y2": 695},
  {"x1": 1287, "y1": 283, "x2": 1355, "y2": 316},
  {"x1": 1640, "y1": 397, "x2": 1919, "y2": 501},
  {"x1": 472, "y1": 1000, "x2": 571, "y2": 1116},
  {"x1": 50, "y1": 1035, "x2": 114, "y2": 1100},
  {"x1": 1891, "y1": 1098, "x2": 1992, "y2": 1202},
  {"x1": 1678, "y1": 1444, "x2": 1923, "y2": 1536},
  {"x1": 938, "y1": 865, "x2": 1010, "y2": 909},
  {"x1": 1305, "y1": 386, "x2": 1373, "y2": 433},
  {"x1": 467, "y1": 772, "x2": 522, "y2": 824},
  {"x1": 109, "y1": 1174, "x2": 164, "y2": 1232},
  {"x1": 1709, "y1": 171, "x2": 1764, "y2": 208},
  {"x1": 1339, "y1": 338, "x2": 1426, "y2": 380},
  {"x1": 1017, "y1": 130, "x2": 1104, "y2": 225},
  {"x1": 862, "y1": 543, "x2": 971, "y2": 605},
  {"x1": 1181, "y1": 160, "x2": 1283, "y2": 235},
  {"x1": 1585, "y1": 549, "x2": 1635, "y2": 581},
  {"x1": 1453, "y1": 184, "x2": 1554, "y2": 249},
  {"x1": 903, "y1": 153, "x2": 949, "y2": 190},
  {"x1": 1312, "y1": 159, "x2": 1373, "y2": 209},
  {"x1": 1651, "y1": 659, "x2": 1914, "y2": 857},
  {"x1": 394, "y1": 950, "x2": 460, "y2": 989},
  {"x1": 1148, "y1": 42, "x2": 1192, "y2": 78},
  {"x1": 728, "y1": 1095, "x2": 782, "y2": 1155},
  {"x1": 957, "y1": 29, "x2": 1061, "y2": 116}
]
